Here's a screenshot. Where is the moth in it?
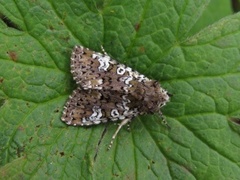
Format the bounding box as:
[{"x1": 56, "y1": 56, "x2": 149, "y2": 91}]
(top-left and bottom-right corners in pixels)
[{"x1": 62, "y1": 45, "x2": 170, "y2": 149}]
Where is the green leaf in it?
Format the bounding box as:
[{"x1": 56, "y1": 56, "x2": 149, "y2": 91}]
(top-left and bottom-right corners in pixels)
[{"x1": 0, "y1": 0, "x2": 239, "y2": 179}]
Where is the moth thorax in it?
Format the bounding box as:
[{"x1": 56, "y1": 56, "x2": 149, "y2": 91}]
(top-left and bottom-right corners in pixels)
[{"x1": 137, "y1": 80, "x2": 169, "y2": 113}]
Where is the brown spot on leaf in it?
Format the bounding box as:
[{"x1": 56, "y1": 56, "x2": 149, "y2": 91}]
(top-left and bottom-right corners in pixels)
[
  {"x1": 49, "y1": 24, "x2": 54, "y2": 30},
  {"x1": 61, "y1": 35, "x2": 70, "y2": 42},
  {"x1": 0, "y1": 98, "x2": 6, "y2": 107},
  {"x1": 29, "y1": 137, "x2": 33, "y2": 143},
  {"x1": 113, "y1": 173, "x2": 119, "y2": 177},
  {"x1": 59, "y1": 152, "x2": 65, "y2": 157},
  {"x1": 139, "y1": 46, "x2": 145, "y2": 53},
  {"x1": 134, "y1": 23, "x2": 141, "y2": 31},
  {"x1": 16, "y1": 145, "x2": 25, "y2": 158},
  {"x1": 18, "y1": 126, "x2": 24, "y2": 131},
  {"x1": 0, "y1": 78, "x2": 3, "y2": 84},
  {"x1": 36, "y1": 124, "x2": 41, "y2": 128},
  {"x1": 26, "y1": 102, "x2": 31, "y2": 108},
  {"x1": 7, "y1": 51, "x2": 17, "y2": 62}
]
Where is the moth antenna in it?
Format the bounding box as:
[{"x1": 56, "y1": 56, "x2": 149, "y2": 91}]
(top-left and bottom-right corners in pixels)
[{"x1": 100, "y1": 45, "x2": 108, "y2": 55}]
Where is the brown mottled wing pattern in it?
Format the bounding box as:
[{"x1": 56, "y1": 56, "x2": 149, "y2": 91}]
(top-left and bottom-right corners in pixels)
[
  {"x1": 70, "y1": 46, "x2": 147, "y2": 93},
  {"x1": 62, "y1": 88, "x2": 140, "y2": 126},
  {"x1": 62, "y1": 45, "x2": 169, "y2": 127}
]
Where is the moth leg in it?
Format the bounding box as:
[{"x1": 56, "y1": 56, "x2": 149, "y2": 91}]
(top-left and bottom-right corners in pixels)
[
  {"x1": 108, "y1": 118, "x2": 131, "y2": 150},
  {"x1": 159, "y1": 111, "x2": 171, "y2": 129},
  {"x1": 127, "y1": 121, "x2": 131, "y2": 131}
]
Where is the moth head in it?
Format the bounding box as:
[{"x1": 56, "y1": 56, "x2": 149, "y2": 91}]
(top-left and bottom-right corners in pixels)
[{"x1": 138, "y1": 80, "x2": 169, "y2": 113}]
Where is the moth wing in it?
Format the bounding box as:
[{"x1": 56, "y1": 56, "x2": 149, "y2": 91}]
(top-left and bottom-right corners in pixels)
[
  {"x1": 61, "y1": 88, "x2": 140, "y2": 126},
  {"x1": 70, "y1": 46, "x2": 148, "y2": 92}
]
